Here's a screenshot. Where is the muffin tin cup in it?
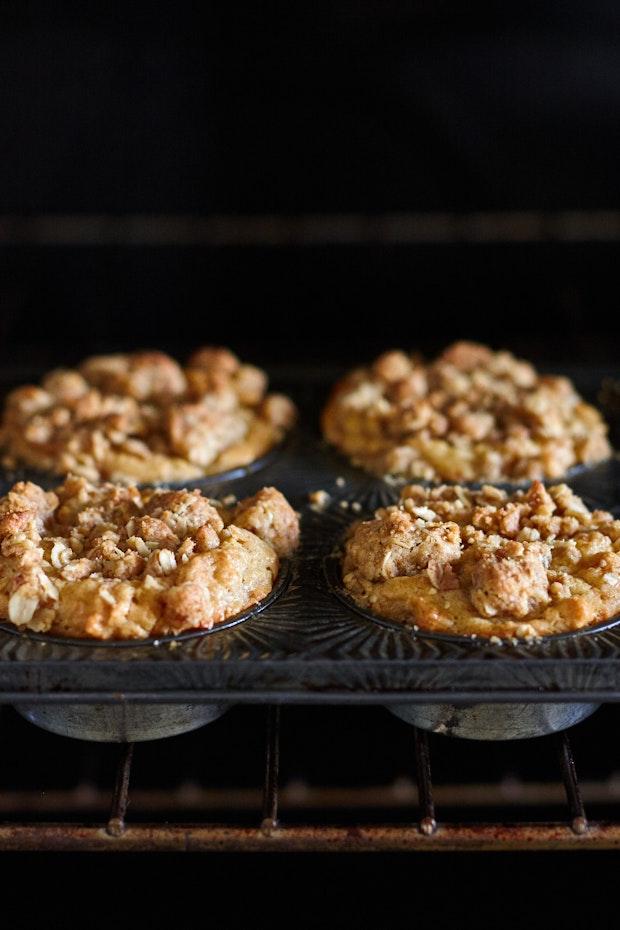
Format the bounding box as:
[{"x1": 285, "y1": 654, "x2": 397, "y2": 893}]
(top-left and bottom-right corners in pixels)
[
  {"x1": 322, "y1": 498, "x2": 620, "y2": 741},
  {"x1": 7, "y1": 560, "x2": 291, "y2": 742},
  {"x1": 14, "y1": 700, "x2": 230, "y2": 743},
  {"x1": 0, "y1": 449, "x2": 293, "y2": 742},
  {"x1": 385, "y1": 700, "x2": 601, "y2": 741}
]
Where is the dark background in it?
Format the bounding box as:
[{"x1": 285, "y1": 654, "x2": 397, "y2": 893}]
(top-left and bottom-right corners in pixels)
[{"x1": 1, "y1": 1, "x2": 620, "y2": 371}]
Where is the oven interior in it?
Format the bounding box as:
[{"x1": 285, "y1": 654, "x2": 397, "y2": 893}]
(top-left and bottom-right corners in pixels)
[{"x1": 1, "y1": 8, "x2": 620, "y2": 915}]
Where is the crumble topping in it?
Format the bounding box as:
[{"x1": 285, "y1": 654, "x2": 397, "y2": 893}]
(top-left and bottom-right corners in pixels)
[
  {"x1": 1, "y1": 348, "x2": 296, "y2": 484},
  {"x1": 342, "y1": 481, "x2": 620, "y2": 638},
  {"x1": 0, "y1": 477, "x2": 299, "y2": 640},
  {"x1": 322, "y1": 342, "x2": 611, "y2": 482},
  {"x1": 309, "y1": 490, "x2": 331, "y2": 512}
]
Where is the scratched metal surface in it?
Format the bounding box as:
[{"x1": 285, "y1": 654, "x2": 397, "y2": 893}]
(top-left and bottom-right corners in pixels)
[{"x1": 1, "y1": 366, "x2": 620, "y2": 702}]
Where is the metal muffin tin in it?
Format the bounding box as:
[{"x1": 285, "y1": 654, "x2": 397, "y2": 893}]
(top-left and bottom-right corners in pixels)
[
  {"x1": 7, "y1": 562, "x2": 291, "y2": 742},
  {"x1": 1, "y1": 366, "x2": 620, "y2": 742},
  {"x1": 323, "y1": 509, "x2": 618, "y2": 740},
  {"x1": 15, "y1": 700, "x2": 231, "y2": 743}
]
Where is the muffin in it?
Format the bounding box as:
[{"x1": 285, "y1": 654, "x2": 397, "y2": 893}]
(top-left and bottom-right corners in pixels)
[
  {"x1": 0, "y1": 476, "x2": 299, "y2": 640},
  {"x1": 0, "y1": 348, "x2": 296, "y2": 484},
  {"x1": 342, "y1": 481, "x2": 620, "y2": 639},
  {"x1": 322, "y1": 341, "x2": 611, "y2": 482}
]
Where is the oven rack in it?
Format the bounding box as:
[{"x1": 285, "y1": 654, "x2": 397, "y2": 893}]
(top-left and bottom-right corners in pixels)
[{"x1": 2, "y1": 705, "x2": 620, "y2": 852}]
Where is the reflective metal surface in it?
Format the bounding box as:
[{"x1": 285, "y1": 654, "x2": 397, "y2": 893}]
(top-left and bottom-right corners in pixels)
[
  {"x1": 15, "y1": 701, "x2": 229, "y2": 742},
  {"x1": 387, "y1": 701, "x2": 601, "y2": 740}
]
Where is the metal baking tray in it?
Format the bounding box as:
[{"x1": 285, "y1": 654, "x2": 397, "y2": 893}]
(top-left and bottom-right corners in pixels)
[{"x1": 1, "y1": 364, "x2": 620, "y2": 741}]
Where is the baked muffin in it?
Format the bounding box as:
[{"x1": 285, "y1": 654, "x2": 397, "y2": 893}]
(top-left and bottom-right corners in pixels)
[
  {"x1": 0, "y1": 477, "x2": 299, "y2": 640},
  {"x1": 342, "y1": 481, "x2": 620, "y2": 639},
  {"x1": 0, "y1": 348, "x2": 296, "y2": 484},
  {"x1": 322, "y1": 342, "x2": 611, "y2": 482}
]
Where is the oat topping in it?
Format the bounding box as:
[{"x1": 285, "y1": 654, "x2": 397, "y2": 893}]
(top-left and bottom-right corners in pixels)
[
  {"x1": 0, "y1": 477, "x2": 299, "y2": 640},
  {"x1": 309, "y1": 490, "x2": 331, "y2": 512},
  {"x1": 322, "y1": 342, "x2": 611, "y2": 482},
  {"x1": 342, "y1": 481, "x2": 620, "y2": 639},
  {"x1": 1, "y1": 348, "x2": 297, "y2": 484}
]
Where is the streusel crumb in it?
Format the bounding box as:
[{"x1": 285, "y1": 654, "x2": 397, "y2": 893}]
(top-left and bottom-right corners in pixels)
[
  {"x1": 322, "y1": 342, "x2": 610, "y2": 482},
  {"x1": 0, "y1": 348, "x2": 296, "y2": 484},
  {"x1": 0, "y1": 477, "x2": 299, "y2": 639},
  {"x1": 309, "y1": 490, "x2": 331, "y2": 511},
  {"x1": 342, "y1": 481, "x2": 620, "y2": 638}
]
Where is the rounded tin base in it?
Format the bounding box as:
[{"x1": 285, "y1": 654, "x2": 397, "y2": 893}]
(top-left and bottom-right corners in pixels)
[
  {"x1": 387, "y1": 701, "x2": 600, "y2": 740},
  {"x1": 15, "y1": 702, "x2": 230, "y2": 742}
]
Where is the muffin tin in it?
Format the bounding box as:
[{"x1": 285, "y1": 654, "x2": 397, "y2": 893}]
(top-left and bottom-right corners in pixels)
[{"x1": 1, "y1": 366, "x2": 620, "y2": 742}]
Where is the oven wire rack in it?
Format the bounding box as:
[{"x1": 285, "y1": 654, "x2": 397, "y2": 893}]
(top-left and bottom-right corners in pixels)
[{"x1": 2, "y1": 706, "x2": 620, "y2": 852}]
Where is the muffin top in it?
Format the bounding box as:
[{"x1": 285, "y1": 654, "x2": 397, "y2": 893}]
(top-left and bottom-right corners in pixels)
[
  {"x1": 342, "y1": 481, "x2": 620, "y2": 639},
  {"x1": 0, "y1": 476, "x2": 299, "y2": 640},
  {"x1": 1, "y1": 348, "x2": 296, "y2": 484},
  {"x1": 322, "y1": 341, "x2": 610, "y2": 482}
]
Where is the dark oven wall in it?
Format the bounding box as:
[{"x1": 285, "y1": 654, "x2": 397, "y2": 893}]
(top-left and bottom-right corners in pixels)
[{"x1": 0, "y1": 1, "x2": 619, "y2": 371}]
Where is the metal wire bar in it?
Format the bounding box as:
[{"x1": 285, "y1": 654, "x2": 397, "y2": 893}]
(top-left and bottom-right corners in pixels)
[
  {"x1": 3, "y1": 778, "x2": 620, "y2": 814},
  {"x1": 106, "y1": 743, "x2": 134, "y2": 838},
  {"x1": 0, "y1": 822, "x2": 617, "y2": 853},
  {"x1": 555, "y1": 732, "x2": 588, "y2": 835},
  {"x1": 261, "y1": 706, "x2": 280, "y2": 833},
  {"x1": 2, "y1": 210, "x2": 620, "y2": 246},
  {"x1": 413, "y1": 728, "x2": 436, "y2": 835}
]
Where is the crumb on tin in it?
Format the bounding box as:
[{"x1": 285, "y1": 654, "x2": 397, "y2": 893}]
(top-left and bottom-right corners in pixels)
[{"x1": 308, "y1": 489, "x2": 331, "y2": 511}]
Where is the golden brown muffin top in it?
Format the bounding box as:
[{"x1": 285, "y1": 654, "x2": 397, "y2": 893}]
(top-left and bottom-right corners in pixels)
[
  {"x1": 322, "y1": 342, "x2": 610, "y2": 482},
  {"x1": 343, "y1": 481, "x2": 620, "y2": 639},
  {"x1": 0, "y1": 476, "x2": 299, "y2": 640},
  {"x1": 1, "y1": 348, "x2": 296, "y2": 484}
]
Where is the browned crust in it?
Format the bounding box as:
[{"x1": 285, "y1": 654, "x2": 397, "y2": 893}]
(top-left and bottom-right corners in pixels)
[
  {"x1": 0, "y1": 477, "x2": 299, "y2": 640},
  {"x1": 322, "y1": 342, "x2": 611, "y2": 482},
  {"x1": 0, "y1": 348, "x2": 296, "y2": 484},
  {"x1": 342, "y1": 481, "x2": 620, "y2": 639}
]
